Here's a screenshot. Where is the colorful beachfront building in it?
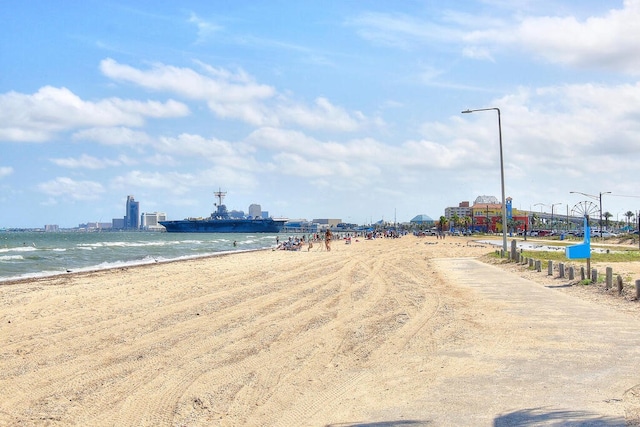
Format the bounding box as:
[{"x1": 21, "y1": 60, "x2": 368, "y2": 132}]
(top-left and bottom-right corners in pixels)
[
  {"x1": 444, "y1": 195, "x2": 530, "y2": 233},
  {"x1": 470, "y1": 196, "x2": 529, "y2": 233}
]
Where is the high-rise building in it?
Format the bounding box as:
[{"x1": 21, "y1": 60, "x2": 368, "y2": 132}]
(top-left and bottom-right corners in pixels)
[
  {"x1": 125, "y1": 195, "x2": 140, "y2": 230},
  {"x1": 141, "y1": 212, "x2": 167, "y2": 230},
  {"x1": 248, "y1": 204, "x2": 262, "y2": 218}
]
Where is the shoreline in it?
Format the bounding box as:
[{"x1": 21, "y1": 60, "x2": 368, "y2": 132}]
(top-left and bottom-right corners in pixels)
[{"x1": 0, "y1": 246, "x2": 270, "y2": 287}]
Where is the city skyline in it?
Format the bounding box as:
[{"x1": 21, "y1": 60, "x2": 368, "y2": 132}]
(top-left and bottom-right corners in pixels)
[{"x1": 2, "y1": 1, "x2": 640, "y2": 228}]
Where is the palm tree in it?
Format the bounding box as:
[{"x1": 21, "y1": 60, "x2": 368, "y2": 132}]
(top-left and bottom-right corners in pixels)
[
  {"x1": 625, "y1": 211, "x2": 635, "y2": 230},
  {"x1": 451, "y1": 213, "x2": 460, "y2": 232},
  {"x1": 462, "y1": 215, "x2": 472, "y2": 233},
  {"x1": 603, "y1": 212, "x2": 612, "y2": 230},
  {"x1": 531, "y1": 213, "x2": 539, "y2": 230},
  {"x1": 438, "y1": 216, "x2": 448, "y2": 233}
]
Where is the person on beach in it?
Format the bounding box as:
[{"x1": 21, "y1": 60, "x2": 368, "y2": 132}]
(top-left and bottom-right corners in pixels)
[{"x1": 325, "y1": 229, "x2": 332, "y2": 251}]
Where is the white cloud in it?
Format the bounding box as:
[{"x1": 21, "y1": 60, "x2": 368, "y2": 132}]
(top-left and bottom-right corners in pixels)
[
  {"x1": 37, "y1": 177, "x2": 105, "y2": 200},
  {"x1": 101, "y1": 59, "x2": 373, "y2": 131},
  {"x1": 101, "y1": 58, "x2": 274, "y2": 102},
  {"x1": 351, "y1": 2, "x2": 640, "y2": 75},
  {"x1": 0, "y1": 86, "x2": 189, "y2": 142},
  {"x1": 72, "y1": 127, "x2": 153, "y2": 146},
  {"x1": 188, "y1": 12, "x2": 223, "y2": 44},
  {"x1": 110, "y1": 170, "x2": 194, "y2": 195},
  {"x1": 157, "y1": 133, "x2": 245, "y2": 159},
  {"x1": 348, "y1": 12, "x2": 463, "y2": 50},
  {"x1": 511, "y1": 2, "x2": 640, "y2": 73},
  {"x1": 0, "y1": 166, "x2": 13, "y2": 178},
  {"x1": 277, "y1": 97, "x2": 366, "y2": 131},
  {"x1": 49, "y1": 154, "x2": 121, "y2": 169}
]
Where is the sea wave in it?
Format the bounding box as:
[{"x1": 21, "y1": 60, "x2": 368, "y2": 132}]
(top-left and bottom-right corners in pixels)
[
  {"x1": 0, "y1": 246, "x2": 38, "y2": 253},
  {"x1": 0, "y1": 255, "x2": 24, "y2": 261}
]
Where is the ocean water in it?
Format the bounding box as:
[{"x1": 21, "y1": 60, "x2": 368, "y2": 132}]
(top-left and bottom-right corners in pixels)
[{"x1": 0, "y1": 231, "x2": 282, "y2": 283}]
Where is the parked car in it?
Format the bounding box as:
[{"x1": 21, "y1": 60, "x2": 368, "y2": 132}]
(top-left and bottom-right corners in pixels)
[{"x1": 599, "y1": 231, "x2": 618, "y2": 238}]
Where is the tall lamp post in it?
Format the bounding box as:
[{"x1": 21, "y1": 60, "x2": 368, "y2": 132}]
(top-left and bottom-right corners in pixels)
[
  {"x1": 462, "y1": 107, "x2": 507, "y2": 254},
  {"x1": 569, "y1": 191, "x2": 611, "y2": 238},
  {"x1": 550, "y1": 203, "x2": 561, "y2": 233}
]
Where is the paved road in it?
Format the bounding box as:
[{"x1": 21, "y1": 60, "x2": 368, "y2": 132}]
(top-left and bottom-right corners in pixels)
[{"x1": 429, "y1": 257, "x2": 640, "y2": 426}]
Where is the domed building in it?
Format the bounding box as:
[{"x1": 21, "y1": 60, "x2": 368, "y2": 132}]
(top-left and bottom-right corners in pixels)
[{"x1": 409, "y1": 214, "x2": 435, "y2": 226}]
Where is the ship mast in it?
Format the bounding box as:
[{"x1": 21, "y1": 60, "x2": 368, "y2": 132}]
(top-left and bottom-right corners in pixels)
[{"x1": 214, "y1": 188, "x2": 226, "y2": 207}]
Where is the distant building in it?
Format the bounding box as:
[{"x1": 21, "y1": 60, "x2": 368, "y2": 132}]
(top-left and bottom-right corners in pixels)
[
  {"x1": 78, "y1": 222, "x2": 112, "y2": 231},
  {"x1": 229, "y1": 210, "x2": 245, "y2": 219},
  {"x1": 141, "y1": 212, "x2": 167, "y2": 231},
  {"x1": 112, "y1": 218, "x2": 125, "y2": 229},
  {"x1": 471, "y1": 196, "x2": 528, "y2": 233},
  {"x1": 312, "y1": 218, "x2": 342, "y2": 229},
  {"x1": 409, "y1": 215, "x2": 435, "y2": 226},
  {"x1": 125, "y1": 195, "x2": 140, "y2": 229},
  {"x1": 445, "y1": 201, "x2": 472, "y2": 221},
  {"x1": 44, "y1": 224, "x2": 59, "y2": 232},
  {"x1": 248, "y1": 204, "x2": 261, "y2": 218},
  {"x1": 474, "y1": 195, "x2": 500, "y2": 205},
  {"x1": 283, "y1": 219, "x2": 317, "y2": 233}
]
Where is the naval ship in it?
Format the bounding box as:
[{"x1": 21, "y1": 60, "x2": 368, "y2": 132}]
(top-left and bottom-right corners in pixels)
[{"x1": 159, "y1": 190, "x2": 286, "y2": 233}]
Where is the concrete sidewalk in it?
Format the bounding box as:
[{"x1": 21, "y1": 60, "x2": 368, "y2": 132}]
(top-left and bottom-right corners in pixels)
[{"x1": 428, "y1": 257, "x2": 640, "y2": 426}]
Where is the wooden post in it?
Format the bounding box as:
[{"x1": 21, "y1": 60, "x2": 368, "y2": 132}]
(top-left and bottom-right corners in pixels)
[
  {"x1": 568, "y1": 266, "x2": 574, "y2": 280},
  {"x1": 617, "y1": 275, "x2": 623, "y2": 296},
  {"x1": 591, "y1": 268, "x2": 598, "y2": 283},
  {"x1": 606, "y1": 267, "x2": 613, "y2": 290},
  {"x1": 511, "y1": 240, "x2": 517, "y2": 261},
  {"x1": 636, "y1": 280, "x2": 640, "y2": 300},
  {"x1": 529, "y1": 258, "x2": 534, "y2": 268},
  {"x1": 547, "y1": 260, "x2": 553, "y2": 276},
  {"x1": 580, "y1": 267, "x2": 585, "y2": 281},
  {"x1": 559, "y1": 263, "x2": 565, "y2": 278},
  {"x1": 536, "y1": 260, "x2": 541, "y2": 272}
]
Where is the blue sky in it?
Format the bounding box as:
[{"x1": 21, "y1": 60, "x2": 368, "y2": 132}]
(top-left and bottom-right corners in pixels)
[{"x1": 2, "y1": 0, "x2": 640, "y2": 228}]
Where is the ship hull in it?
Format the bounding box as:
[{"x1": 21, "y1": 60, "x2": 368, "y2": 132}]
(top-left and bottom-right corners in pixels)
[{"x1": 159, "y1": 219, "x2": 286, "y2": 233}]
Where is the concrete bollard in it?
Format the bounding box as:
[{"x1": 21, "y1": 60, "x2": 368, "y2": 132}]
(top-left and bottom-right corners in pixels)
[
  {"x1": 548, "y1": 260, "x2": 553, "y2": 276},
  {"x1": 617, "y1": 275, "x2": 623, "y2": 296},
  {"x1": 536, "y1": 260, "x2": 541, "y2": 272},
  {"x1": 568, "y1": 266, "x2": 574, "y2": 280},
  {"x1": 559, "y1": 263, "x2": 565, "y2": 278},
  {"x1": 591, "y1": 268, "x2": 598, "y2": 283},
  {"x1": 606, "y1": 267, "x2": 613, "y2": 290}
]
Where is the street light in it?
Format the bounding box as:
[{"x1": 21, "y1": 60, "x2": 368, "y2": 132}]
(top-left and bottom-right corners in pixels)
[
  {"x1": 462, "y1": 107, "x2": 507, "y2": 254},
  {"x1": 533, "y1": 203, "x2": 548, "y2": 231},
  {"x1": 569, "y1": 191, "x2": 611, "y2": 238},
  {"x1": 550, "y1": 203, "x2": 561, "y2": 232}
]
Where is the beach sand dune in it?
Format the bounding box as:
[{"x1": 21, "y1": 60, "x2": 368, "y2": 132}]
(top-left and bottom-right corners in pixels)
[{"x1": 0, "y1": 236, "x2": 636, "y2": 426}]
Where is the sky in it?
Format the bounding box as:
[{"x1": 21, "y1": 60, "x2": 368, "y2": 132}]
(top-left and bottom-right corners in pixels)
[{"x1": 2, "y1": 0, "x2": 640, "y2": 228}]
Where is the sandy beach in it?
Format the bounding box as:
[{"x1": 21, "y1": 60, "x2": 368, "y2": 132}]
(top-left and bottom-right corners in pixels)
[{"x1": 1, "y1": 235, "x2": 638, "y2": 426}]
